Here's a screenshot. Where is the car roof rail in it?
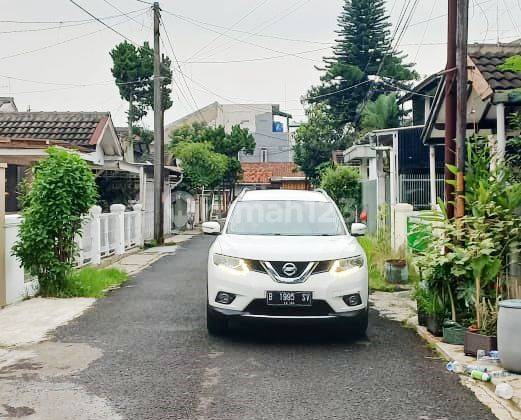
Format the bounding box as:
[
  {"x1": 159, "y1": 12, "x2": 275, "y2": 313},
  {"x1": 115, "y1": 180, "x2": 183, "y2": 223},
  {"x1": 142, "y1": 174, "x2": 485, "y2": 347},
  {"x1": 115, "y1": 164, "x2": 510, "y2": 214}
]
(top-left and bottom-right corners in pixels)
[
  {"x1": 237, "y1": 187, "x2": 250, "y2": 201},
  {"x1": 313, "y1": 188, "x2": 332, "y2": 201}
]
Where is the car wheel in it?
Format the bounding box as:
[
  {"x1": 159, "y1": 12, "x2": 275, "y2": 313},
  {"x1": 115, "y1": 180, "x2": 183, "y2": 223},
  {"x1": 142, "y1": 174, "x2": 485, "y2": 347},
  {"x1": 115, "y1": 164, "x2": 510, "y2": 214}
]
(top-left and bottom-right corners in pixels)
[
  {"x1": 350, "y1": 307, "x2": 369, "y2": 337},
  {"x1": 207, "y1": 305, "x2": 229, "y2": 336}
]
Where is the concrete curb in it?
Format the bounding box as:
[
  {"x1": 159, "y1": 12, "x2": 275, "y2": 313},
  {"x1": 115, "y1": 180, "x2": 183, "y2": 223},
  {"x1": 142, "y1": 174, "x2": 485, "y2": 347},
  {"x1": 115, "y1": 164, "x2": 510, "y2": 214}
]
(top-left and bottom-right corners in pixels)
[{"x1": 406, "y1": 319, "x2": 521, "y2": 420}]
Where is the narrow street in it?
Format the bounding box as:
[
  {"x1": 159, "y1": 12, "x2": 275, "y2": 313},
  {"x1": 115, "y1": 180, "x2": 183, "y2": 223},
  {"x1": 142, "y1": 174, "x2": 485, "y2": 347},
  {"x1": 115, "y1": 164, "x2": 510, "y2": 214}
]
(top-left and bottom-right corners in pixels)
[{"x1": 32, "y1": 235, "x2": 493, "y2": 420}]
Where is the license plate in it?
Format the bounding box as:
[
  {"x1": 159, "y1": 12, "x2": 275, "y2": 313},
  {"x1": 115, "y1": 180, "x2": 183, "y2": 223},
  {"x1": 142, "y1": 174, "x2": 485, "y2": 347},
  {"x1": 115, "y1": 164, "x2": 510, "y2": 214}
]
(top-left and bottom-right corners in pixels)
[{"x1": 266, "y1": 291, "x2": 312, "y2": 306}]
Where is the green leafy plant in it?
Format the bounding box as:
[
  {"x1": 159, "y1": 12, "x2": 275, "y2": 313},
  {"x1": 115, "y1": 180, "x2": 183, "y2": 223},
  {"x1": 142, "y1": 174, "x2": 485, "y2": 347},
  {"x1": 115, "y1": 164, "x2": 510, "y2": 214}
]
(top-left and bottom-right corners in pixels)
[
  {"x1": 63, "y1": 267, "x2": 128, "y2": 298},
  {"x1": 13, "y1": 147, "x2": 98, "y2": 296},
  {"x1": 172, "y1": 141, "x2": 228, "y2": 192},
  {"x1": 169, "y1": 122, "x2": 255, "y2": 190},
  {"x1": 319, "y1": 165, "x2": 361, "y2": 222},
  {"x1": 293, "y1": 104, "x2": 346, "y2": 184}
]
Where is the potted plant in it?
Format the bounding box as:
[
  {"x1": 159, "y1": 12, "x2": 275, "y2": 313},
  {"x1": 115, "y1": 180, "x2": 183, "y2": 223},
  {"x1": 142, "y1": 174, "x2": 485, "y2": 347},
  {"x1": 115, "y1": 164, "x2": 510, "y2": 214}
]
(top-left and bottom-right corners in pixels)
[
  {"x1": 464, "y1": 299, "x2": 498, "y2": 357},
  {"x1": 443, "y1": 320, "x2": 467, "y2": 345},
  {"x1": 413, "y1": 281, "x2": 429, "y2": 326},
  {"x1": 424, "y1": 289, "x2": 446, "y2": 337}
]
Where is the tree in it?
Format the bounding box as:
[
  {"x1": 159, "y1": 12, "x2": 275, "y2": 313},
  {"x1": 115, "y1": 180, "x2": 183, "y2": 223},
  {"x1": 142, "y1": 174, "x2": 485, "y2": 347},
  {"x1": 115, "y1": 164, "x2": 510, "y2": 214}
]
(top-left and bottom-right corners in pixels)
[
  {"x1": 293, "y1": 104, "x2": 345, "y2": 184},
  {"x1": 110, "y1": 42, "x2": 173, "y2": 156},
  {"x1": 173, "y1": 141, "x2": 228, "y2": 192},
  {"x1": 360, "y1": 93, "x2": 399, "y2": 132},
  {"x1": 306, "y1": 0, "x2": 417, "y2": 130},
  {"x1": 169, "y1": 122, "x2": 255, "y2": 188},
  {"x1": 320, "y1": 166, "x2": 361, "y2": 223},
  {"x1": 13, "y1": 148, "x2": 98, "y2": 295},
  {"x1": 110, "y1": 41, "x2": 153, "y2": 126}
]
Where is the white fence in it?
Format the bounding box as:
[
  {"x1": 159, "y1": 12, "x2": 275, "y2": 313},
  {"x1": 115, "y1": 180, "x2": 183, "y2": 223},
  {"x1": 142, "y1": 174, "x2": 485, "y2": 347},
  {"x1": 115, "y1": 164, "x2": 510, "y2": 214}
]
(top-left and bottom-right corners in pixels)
[
  {"x1": 76, "y1": 204, "x2": 143, "y2": 267},
  {"x1": 399, "y1": 173, "x2": 444, "y2": 210}
]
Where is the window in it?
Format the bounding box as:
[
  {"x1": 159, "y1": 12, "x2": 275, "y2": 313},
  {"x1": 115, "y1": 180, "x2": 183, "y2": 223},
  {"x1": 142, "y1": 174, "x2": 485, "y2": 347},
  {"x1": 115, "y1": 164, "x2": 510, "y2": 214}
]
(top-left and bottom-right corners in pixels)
[
  {"x1": 261, "y1": 148, "x2": 268, "y2": 162},
  {"x1": 226, "y1": 200, "x2": 346, "y2": 236}
]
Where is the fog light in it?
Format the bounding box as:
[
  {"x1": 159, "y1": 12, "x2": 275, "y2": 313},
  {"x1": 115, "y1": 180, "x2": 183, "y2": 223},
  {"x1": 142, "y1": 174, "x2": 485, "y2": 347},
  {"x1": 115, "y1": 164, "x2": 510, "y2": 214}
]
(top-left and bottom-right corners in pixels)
[
  {"x1": 215, "y1": 292, "x2": 236, "y2": 305},
  {"x1": 343, "y1": 293, "x2": 362, "y2": 307}
]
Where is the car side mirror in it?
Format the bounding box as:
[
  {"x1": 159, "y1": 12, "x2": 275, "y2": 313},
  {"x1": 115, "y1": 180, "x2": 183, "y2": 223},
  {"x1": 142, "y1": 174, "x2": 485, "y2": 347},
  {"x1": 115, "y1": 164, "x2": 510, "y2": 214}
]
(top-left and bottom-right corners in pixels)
[
  {"x1": 202, "y1": 221, "x2": 221, "y2": 235},
  {"x1": 351, "y1": 222, "x2": 367, "y2": 237}
]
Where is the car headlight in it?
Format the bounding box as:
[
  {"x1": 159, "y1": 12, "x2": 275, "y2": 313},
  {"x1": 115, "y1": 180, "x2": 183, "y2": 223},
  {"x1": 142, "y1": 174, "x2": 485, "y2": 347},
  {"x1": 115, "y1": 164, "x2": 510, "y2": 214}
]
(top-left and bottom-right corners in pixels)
[
  {"x1": 213, "y1": 254, "x2": 249, "y2": 274},
  {"x1": 330, "y1": 256, "x2": 364, "y2": 274}
]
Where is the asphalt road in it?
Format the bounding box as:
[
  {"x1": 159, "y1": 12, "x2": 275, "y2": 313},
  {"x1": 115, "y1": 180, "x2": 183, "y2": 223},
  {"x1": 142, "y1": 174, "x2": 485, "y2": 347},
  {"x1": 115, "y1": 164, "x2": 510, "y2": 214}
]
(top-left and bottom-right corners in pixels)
[{"x1": 55, "y1": 235, "x2": 495, "y2": 420}]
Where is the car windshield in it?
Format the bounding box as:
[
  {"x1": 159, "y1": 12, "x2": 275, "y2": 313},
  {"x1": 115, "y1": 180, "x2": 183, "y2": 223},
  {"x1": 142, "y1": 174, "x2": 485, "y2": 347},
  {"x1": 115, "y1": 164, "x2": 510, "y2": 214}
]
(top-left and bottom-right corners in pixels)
[{"x1": 226, "y1": 200, "x2": 346, "y2": 236}]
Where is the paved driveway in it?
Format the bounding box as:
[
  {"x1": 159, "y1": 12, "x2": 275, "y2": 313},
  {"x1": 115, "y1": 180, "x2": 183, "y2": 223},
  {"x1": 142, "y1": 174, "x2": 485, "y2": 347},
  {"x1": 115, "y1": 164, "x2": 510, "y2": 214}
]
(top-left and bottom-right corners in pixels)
[{"x1": 51, "y1": 235, "x2": 495, "y2": 419}]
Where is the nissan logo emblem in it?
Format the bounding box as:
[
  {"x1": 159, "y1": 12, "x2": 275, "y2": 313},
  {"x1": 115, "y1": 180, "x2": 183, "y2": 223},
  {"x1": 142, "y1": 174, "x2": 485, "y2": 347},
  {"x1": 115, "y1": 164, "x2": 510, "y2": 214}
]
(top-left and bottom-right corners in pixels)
[{"x1": 282, "y1": 262, "x2": 298, "y2": 277}]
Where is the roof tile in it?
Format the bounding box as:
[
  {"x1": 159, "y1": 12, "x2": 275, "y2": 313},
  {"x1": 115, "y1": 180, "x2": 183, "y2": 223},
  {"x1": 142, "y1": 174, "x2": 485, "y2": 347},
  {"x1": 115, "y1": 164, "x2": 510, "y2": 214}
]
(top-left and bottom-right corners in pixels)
[{"x1": 0, "y1": 112, "x2": 110, "y2": 147}]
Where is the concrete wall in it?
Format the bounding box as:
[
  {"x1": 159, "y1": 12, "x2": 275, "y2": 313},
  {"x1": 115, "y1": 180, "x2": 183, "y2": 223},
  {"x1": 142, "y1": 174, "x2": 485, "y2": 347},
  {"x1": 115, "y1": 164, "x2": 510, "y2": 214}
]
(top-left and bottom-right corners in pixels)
[
  {"x1": 4, "y1": 215, "x2": 38, "y2": 306},
  {"x1": 239, "y1": 112, "x2": 292, "y2": 163}
]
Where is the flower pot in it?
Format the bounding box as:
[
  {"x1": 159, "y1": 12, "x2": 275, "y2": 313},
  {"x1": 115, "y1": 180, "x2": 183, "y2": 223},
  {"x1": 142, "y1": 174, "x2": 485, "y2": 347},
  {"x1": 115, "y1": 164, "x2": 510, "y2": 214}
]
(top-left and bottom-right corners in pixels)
[
  {"x1": 464, "y1": 330, "x2": 497, "y2": 357},
  {"x1": 442, "y1": 322, "x2": 466, "y2": 345},
  {"x1": 426, "y1": 314, "x2": 443, "y2": 337},
  {"x1": 384, "y1": 259, "x2": 408, "y2": 284},
  {"x1": 498, "y1": 300, "x2": 521, "y2": 373},
  {"x1": 417, "y1": 308, "x2": 428, "y2": 327}
]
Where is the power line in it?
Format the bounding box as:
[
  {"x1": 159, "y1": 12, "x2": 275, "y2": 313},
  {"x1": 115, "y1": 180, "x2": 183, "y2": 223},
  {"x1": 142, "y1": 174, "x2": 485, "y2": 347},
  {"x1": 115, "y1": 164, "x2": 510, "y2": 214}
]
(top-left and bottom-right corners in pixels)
[
  {"x1": 158, "y1": 15, "x2": 204, "y2": 120},
  {"x1": 165, "y1": 12, "x2": 331, "y2": 46},
  {"x1": 163, "y1": 9, "x2": 319, "y2": 63},
  {"x1": 199, "y1": 0, "x2": 313, "y2": 61},
  {"x1": 180, "y1": 46, "x2": 331, "y2": 64},
  {"x1": 0, "y1": 12, "x2": 146, "y2": 61},
  {"x1": 101, "y1": 0, "x2": 149, "y2": 29},
  {"x1": 68, "y1": 0, "x2": 138, "y2": 45},
  {"x1": 414, "y1": 0, "x2": 438, "y2": 62},
  {"x1": 0, "y1": 8, "x2": 147, "y2": 25},
  {"x1": 186, "y1": 0, "x2": 270, "y2": 62}
]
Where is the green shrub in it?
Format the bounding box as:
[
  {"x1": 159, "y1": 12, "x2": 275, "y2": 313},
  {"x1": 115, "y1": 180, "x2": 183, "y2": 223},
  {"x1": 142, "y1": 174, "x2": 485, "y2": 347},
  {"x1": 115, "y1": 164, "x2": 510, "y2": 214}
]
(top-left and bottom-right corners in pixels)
[
  {"x1": 12, "y1": 147, "x2": 98, "y2": 296},
  {"x1": 320, "y1": 165, "x2": 361, "y2": 223},
  {"x1": 62, "y1": 267, "x2": 128, "y2": 298}
]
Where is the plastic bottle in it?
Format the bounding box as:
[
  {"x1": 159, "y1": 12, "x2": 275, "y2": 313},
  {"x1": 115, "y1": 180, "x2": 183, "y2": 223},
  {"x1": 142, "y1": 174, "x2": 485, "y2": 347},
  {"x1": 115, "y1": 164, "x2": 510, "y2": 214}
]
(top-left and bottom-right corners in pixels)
[
  {"x1": 471, "y1": 370, "x2": 492, "y2": 382},
  {"x1": 495, "y1": 383, "x2": 514, "y2": 400},
  {"x1": 446, "y1": 361, "x2": 464, "y2": 373},
  {"x1": 465, "y1": 364, "x2": 488, "y2": 374}
]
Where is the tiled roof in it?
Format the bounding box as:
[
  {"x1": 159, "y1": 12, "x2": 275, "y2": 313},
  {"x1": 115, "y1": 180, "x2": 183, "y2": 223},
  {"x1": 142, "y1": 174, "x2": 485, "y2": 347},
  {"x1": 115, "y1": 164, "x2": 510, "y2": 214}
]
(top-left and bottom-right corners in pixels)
[
  {"x1": 241, "y1": 162, "x2": 305, "y2": 184},
  {"x1": 0, "y1": 112, "x2": 110, "y2": 147},
  {"x1": 468, "y1": 44, "x2": 521, "y2": 91}
]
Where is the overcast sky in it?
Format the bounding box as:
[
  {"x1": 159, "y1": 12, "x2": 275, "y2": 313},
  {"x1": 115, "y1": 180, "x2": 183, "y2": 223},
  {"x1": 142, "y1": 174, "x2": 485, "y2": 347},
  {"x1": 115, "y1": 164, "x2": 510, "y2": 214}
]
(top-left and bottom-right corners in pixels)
[{"x1": 1, "y1": 0, "x2": 520, "y2": 128}]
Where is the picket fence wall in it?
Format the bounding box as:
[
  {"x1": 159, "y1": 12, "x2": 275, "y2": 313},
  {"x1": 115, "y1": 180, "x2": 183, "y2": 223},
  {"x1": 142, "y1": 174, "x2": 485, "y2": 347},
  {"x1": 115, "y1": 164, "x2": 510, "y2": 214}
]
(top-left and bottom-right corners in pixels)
[{"x1": 4, "y1": 204, "x2": 146, "y2": 306}]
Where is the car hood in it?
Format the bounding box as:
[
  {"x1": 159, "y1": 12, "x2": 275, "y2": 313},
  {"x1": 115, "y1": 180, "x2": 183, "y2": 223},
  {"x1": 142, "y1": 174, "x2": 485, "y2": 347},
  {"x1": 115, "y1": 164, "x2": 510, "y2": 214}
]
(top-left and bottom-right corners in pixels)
[{"x1": 214, "y1": 234, "x2": 364, "y2": 261}]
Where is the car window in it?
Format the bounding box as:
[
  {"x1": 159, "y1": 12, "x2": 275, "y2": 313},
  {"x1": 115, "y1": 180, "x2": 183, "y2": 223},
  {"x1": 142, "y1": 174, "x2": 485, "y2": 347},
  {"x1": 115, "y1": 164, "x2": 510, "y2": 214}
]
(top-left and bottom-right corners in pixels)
[{"x1": 226, "y1": 200, "x2": 346, "y2": 236}]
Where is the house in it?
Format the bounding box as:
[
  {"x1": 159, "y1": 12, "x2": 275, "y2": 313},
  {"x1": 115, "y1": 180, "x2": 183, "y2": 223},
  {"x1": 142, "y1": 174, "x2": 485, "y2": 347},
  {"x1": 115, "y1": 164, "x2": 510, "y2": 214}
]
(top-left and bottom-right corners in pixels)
[
  {"x1": 0, "y1": 111, "x2": 183, "y2": 237},
  {"x1": 343, "y1": 73, "x2": 442, "y2": 233},
  {"x1": 237, "y1": 162, "x2": 308, "y2": 192},
  {"x1": 165, "y1": 102, "x2": 294, "y2": 163},
  {"x1": 422, "y1": 43, "x2": 521, "y2": 170},
  {"x1": 0, "y1": 97, "x2": 17, "y2": 113}
]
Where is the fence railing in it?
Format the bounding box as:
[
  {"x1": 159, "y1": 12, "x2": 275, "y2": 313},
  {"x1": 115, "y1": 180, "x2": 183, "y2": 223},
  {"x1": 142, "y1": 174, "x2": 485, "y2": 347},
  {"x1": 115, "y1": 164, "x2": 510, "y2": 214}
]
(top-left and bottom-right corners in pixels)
[
  {"x1": 76, "y1": 204, "x2": 143, "y2": 267},
  {"x1": 399, "y1": 173, "x2": 444, "y2": 210}
]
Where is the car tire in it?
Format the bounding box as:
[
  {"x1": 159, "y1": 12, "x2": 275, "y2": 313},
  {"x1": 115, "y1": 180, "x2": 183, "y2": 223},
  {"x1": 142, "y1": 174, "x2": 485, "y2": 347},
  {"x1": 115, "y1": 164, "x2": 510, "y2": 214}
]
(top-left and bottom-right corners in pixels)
[
  {"x1": 350, "y1": 306, "x2": 369, "y2": 337},
  {"x1": 207, "y1": 305, "x2": 229, "y2": 336}
]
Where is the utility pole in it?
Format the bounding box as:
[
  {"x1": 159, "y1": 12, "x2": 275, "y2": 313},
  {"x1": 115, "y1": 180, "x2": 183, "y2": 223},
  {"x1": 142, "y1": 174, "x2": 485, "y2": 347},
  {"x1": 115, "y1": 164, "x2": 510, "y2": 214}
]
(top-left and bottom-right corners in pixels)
[
  {"x1": 153, "y1": 1, "x2": 164, "y2": 244},
  {"x1": 444, "y1": 0, "x2": 457, "y2": 219},
  {"x1": 455, "y1": 0, "x2": 469, "y2": 218}
]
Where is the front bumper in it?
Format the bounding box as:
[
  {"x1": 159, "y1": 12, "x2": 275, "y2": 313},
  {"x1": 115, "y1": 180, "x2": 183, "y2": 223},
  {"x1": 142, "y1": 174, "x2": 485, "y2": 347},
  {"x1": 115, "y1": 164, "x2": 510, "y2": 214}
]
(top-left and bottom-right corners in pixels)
[
  {"x1": 207, "y1": 260, "x2": 369, "y2": 317},
  {"x1": 211, "y1": 305, "x2": 366, "y2": 320}
]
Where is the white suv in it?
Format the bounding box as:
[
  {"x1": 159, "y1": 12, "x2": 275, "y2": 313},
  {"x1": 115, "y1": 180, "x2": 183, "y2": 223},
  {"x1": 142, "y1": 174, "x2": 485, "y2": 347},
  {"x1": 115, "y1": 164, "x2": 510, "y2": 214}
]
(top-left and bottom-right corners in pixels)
[{"x1": 203, "y1": 189, "x2": 368, "y2": 336}]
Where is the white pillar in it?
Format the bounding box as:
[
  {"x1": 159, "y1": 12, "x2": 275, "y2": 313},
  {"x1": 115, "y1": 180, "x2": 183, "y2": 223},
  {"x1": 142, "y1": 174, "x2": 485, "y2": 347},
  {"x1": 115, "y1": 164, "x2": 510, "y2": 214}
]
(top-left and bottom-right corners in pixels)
[
  {"x1": 392, "y1": 203, "x2": 414, "y2": 252},
  {"x1": 424, "y1": 97, "x2": 431, "y2": 124},
  {"x1": 496, "y1": 103, "x2": 506, "y2": 164},
  {"x1": 389, "y1": 149, "x2": 397, "y2": 207},
  {"x1": 368, "y1": 158, "x2": 378, "y2": 180},
  {"x1": 133, "y1": 203, "x2": 144, "y2": 247},
  {"x1": 110, "y1": 204, "x2": 126, "y2": 255},
  {"x1": 139, "y1": 167, "x2": 146, "y2": 207},
  {"x1": 90, "y1": 205, "x2": 102, "y2": 265},
  {"x1": 429, "y1": 145, "x2": 437, "y2": 208}
]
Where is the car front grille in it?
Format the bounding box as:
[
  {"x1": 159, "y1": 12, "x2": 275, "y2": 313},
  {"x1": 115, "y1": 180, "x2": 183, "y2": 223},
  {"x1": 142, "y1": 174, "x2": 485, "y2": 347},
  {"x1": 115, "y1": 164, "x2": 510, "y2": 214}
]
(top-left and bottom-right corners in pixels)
[
  {"x1": 245, "y1": 259, "x2": 333, "y2": 278},
  {"x1": 244, "y1": 299, "x2": 334, "y2": 316}
]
